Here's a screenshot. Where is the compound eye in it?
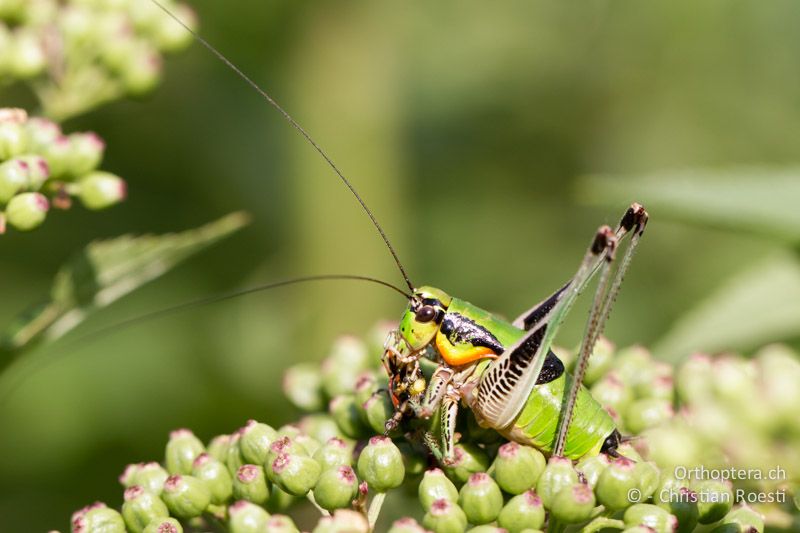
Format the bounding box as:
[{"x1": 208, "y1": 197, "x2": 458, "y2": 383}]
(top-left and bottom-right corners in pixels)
[{"x1": 415, "y1": 305, "x2": 436, "y2": 323}]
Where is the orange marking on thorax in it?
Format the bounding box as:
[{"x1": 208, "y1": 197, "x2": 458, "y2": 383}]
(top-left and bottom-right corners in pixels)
[{"x1": 435, "y1": 331, "x2": 498, "y2": 366}]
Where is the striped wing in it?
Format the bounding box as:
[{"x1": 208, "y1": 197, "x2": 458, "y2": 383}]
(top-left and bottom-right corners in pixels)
[{"x1": 475, "y1": 323, "x2": 554, "y2": 429}]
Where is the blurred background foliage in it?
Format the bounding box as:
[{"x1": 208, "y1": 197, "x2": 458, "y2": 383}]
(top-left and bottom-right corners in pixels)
[{"x1": 1, "y1": 0, "x2": 800, "y2": 530}]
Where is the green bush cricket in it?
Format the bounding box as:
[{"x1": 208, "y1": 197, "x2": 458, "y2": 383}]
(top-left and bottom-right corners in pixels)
[{"x1": 129, "y1": 2, "x2": 650, "y2": 463}]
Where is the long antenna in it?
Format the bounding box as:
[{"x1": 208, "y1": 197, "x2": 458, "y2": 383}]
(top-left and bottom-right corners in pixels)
[
  {"x1": 150, "y1": 0, "x2": 415, "y2": 292},
  {"x1": 0, "y1": 274, "x2": 410, "y2": 406},
  {"x1": 70, "y1": 274, "x2": 411, "y2": 346}
]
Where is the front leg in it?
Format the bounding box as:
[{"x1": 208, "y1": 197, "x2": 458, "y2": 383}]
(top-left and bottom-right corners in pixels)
[{"x1": 417, "y1": 365, "x2": 453, "y2": 419}]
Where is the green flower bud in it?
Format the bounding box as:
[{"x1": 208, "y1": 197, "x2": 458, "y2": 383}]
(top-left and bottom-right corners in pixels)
[
  {"x1": 576, "y1": 453, "x2": 610, "y2": 487},
  {"x1": 295, "y1": 434, "x2": 321, "y2": 456},
  {"x1": 634, "y1": 461, "x2": 660, "y2": 501},
  {"x1": 0, "y1": 159, "x2": 29, "y2": 202},
  {"x1": 207, "y1": 434, "x2": 232, "y2": 462},
  {"x1": 227, "y1": 500, "x2": 271, "y2": 533},
  {"x1": 0, "y1": 109, "x2": 26, "y2": 124},
  {"x1": 264, "y1": 514, "x2": 299, "y2": 533},
  {"x1": 625, "y1": 399, "x2": 674, "y2": 434},
  {"x1": 321, "y1": 336, "x2": 369, "y2": 397},
  {"x1": 387, "y1": 517, "x2": 429, "y2": 533},
  {"x1": 9, "y1": 30, "x2": 46, "y2": 79},
  {"x1": 313, "y1": 465, "x2": 359, "y2": 511},
  {"x1": 641, "y1": 422, "x2": 701, "y2": 469},
  {"x1": 25, "y1": 117, "x2": 61, "y2": 151},
  {"x1": 656, "y1": 485, "x2": 698, "y2": 533},
  {"x1": 165, "y1": 429, "x2": 205, "y2": 475},
  {"x1": 422, "y1": 498, "x2": 468, "y2": 533},
  {"x1": 266, "y1": 436, "x2": 308, "y2": 468},
  {"x1": 715, "y1": 504, "x2": 764, "y2": 533},
  {"x1": 550, "y1": 482, "x2": 596, "y2": 524},
  {"x1": 616, "y1": 442, "x2": 644, "y2": 462},
  {"x1": 622, "y1": 527, "x2": 657, "y2": 533},
  {"x1": 583, "y1": 336, "x2": 616, "y2": 386},
  {"x1": 142, "y1": 517, "x2": 183, "y2": 533},
  {"x1": 623, "y1": 504, "x2": 678, "y2": 533},
  {"x1": 329, "y1": 394, "x2": 371, "y2": 439},
  {"x1": 332, "y1": 514, "x2": 375, "y2": 533},
  {"x1": 312, "y1": 509, "x2": 369, "y2": 533},
  {"x1": 442, "y1": 443, "x2": 490, "y2": 484},
  {"x1": 299, "y1": 414, "x2": 346, "y2": 443},
  {"x1": 43, "y1": 136, "x2": 72, "y2": 179},
  {"x1": 467, "y1": 527, "x2": 507, "y2": 533},
  {"x1": 161, "y1": 474, "x2": 211, "y2": 519},
  {"x1": 232, "y1": 464, "x2": 270, "y2": 505},
  {"x1": 313, "y1": 437, "x2": 354, "y2": 471},
  {"x1": 458, "y1": 472, "x2": 503, "y2": 524},
  {"x1": 67, "y1": 132, "x2": 105, "y2": 176},
  {"x1": 357, "y1": 436, "x2": 405, "y2": 492},
  {"x1": 590, "y1": 372, "x2": 633, "y2": 415},
  {"x1": 492, "y1": 442, "x2": 546, "y2": 495},
  {"x1": 419, "y1": 468, "x2": 459, "y2": 510},
  {"x1": 0, "y1": 120, "x2": 26, "y2": 159},
  {"x1": 362, "y1": 390, "x2": 395, "y2": 435},
  {"x1": 269, "y1": 452, "x2": 321, "y2": 497},
  {"x1": 635, "y1": 366, "x2": 674, "y2": 402},
  {"x1": 121, "y1": 43, "x2": 162, "y2": 96},
  {"x1": 676, "y1": 353, "x2": 712, "y2": 403},
  {"x1": 191, "y1": 453, "x2": 233, "y2": 504},
  {"x1": 16, "y1": 155, "x2": 50, "y2": 190},
  {"x1": 238, "y1": 419, "x2": 277, "y2": 465},
  {"x1": 226, "y1": 433, "x2": 246, "y2": 475},
  {"x1": 152, "y1": 3, "x2": 196, "y2": 52},
  {"x1": 615, "y1": 345, "x2": 653, "y2": 385},
  {"x1": 121, "y1": 486, "x2": 169, "y2": 533},
  {"x1": 535, "y1": 456, "x2": 579, "y2": 509},
  {"x1": 354, "y1": 373, "x2": 379, "y2": 408},
  {"x1": 497, "y1": 491, "x2": 545, "y2": 533},
  {"x1": 277, "y1": 423, "x2": 303, "y2": 440},
  {"x1": 71, "y1": 502, "x2": 126, "y2": 533},
  {"x1": 78, "y1": 171, "x2": 126, "y2": 210},
  {"x1": 596, "y1": 456, "x2": 639, "y2": 511},
  {"x1": 283, "y1": 363, "x2": 325, "y2": 411},
  {"x1": 5, "y1": 192, "x2": 48, "y2": 230},
  {"x1": 120, "y1": 462, "x2": 169, "y2": 494},
  {"x1": 692, "y1": 480, "x2": 733, "y2": 524}
]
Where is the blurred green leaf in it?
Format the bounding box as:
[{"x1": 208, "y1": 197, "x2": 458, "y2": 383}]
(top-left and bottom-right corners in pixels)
[
  {"x1": 653, "y1": 252, "x2": 800, "y2": 361},
  {"x1": 0, "y1": 212, "x2": 250, "y2": 357},
  {"x1": 577, "y1": 168, "x2": 800, "y2": 243}
]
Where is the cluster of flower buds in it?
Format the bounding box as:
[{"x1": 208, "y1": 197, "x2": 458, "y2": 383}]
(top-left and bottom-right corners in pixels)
[
  {"x1": 0, "y1": 107, "x2": 125, "y2": 233},
  {"x1": 0, "y1": 0, "x2": 195, "y2": 119},
  {"x1": 63, "y1": 323, "x2": 798, "y2": 532}
]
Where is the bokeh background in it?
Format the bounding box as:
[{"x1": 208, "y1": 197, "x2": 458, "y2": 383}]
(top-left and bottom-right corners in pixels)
[{"x1": 2, "y1": 1, "x2": 800, "y2": 530}]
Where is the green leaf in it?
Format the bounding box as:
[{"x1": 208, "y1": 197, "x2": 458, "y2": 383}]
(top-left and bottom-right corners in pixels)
[
  {"x1": 576, "y1": 168, "x2": 800, "y2": 243},
  {"x1": 653, "y1": 253, "x2": 800, "y2": 361},
  {"x1": 0, "y1": 212, "x2": 250, "y2": 356}
]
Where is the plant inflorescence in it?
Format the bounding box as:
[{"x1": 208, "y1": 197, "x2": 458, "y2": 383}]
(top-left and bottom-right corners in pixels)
[
  {"x1": 1, "y1": 0, "x2": 196, "y2": 120},
  {"x1": 0, "y1": 107, "x2": 126, "y2": 233},
  {"x1": 60, "y1": 323, "x2": 800, "y2": 532}
]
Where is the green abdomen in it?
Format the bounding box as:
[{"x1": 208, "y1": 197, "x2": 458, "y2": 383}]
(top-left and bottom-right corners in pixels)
[{"x1": 500, "y1": 372, "x2": 615, "y2": 459}]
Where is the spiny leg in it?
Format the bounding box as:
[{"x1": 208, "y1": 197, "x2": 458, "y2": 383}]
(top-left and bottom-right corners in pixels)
[
  {"x1": 474, "y1": 224, "x2": 619, "y2": 430},
  {"x1": 439, "y1": 391, "x2": 461, "y2": 464},
  {"x1": 417, "y1": 365, "x2": 453, "y2": 419},
  {"x1": 415, "y1": 367, "x2": 456, "y2": 463},
  {"x1": 553, "y1": 204, "x2": 648, "y2": 457}
]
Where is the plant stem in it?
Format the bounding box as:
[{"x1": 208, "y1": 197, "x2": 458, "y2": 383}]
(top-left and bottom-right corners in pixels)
[{"x1": 367, "y1": 491, "x2": 387, "y2": 531}]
